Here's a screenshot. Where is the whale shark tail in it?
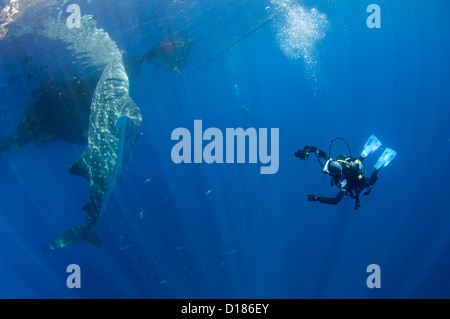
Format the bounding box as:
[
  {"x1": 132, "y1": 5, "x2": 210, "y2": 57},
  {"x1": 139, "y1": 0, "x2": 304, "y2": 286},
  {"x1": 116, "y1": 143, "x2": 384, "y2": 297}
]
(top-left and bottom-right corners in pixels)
[{"x1": 43, "y1": 225, "x2": 101, "y2": 252}]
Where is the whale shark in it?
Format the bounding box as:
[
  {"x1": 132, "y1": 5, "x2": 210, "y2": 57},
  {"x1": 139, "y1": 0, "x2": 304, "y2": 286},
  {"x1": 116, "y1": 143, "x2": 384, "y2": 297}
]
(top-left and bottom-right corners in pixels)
[{"x1": 43, "y1": 54, "x2": 142, "y2": 251}]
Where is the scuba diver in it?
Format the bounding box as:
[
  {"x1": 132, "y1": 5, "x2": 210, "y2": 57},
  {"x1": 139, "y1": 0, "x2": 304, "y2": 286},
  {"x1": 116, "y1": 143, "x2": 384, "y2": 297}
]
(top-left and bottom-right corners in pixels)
[{"x1": 295, "y1": 135, "x2": 397, "y2": 210}]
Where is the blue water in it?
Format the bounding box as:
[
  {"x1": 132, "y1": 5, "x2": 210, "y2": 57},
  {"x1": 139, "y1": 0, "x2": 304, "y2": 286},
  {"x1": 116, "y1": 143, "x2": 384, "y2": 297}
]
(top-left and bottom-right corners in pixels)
[{"x1": 0, "y1": 0, "x2": 449, "y2": 298}]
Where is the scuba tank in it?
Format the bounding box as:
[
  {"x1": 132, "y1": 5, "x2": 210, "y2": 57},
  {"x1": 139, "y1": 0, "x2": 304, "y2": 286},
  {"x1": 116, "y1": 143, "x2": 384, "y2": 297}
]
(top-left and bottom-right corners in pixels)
[{"x1": 326, "y1": 137, "x2": 366, "y2": 182}]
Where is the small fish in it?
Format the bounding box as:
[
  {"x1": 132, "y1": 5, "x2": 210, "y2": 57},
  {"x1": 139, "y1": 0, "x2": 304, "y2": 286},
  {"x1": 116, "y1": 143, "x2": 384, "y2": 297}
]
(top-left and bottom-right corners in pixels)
[
  {"x1": 221, "y1": 249, "x2": 238, "y2": 255},
  {"x1": 20, "y1": 54, "x2": 32, "y2": 66},
  {"x1": 205, "y1": 189, "x2": 212, "y2": 196},
  {"x1": 160, "y1": 280, "x2": 168, "y2": 284},
  {"x1": 163, "y1": 195, "x2": 170, "y2": 203},
  {"x1": 177, "y1": 246, "x2": 188, "y2": 250},
  {"x1": 118, "y1": 243, "x2": 135, "y2": 250},
  {"x1": 142, "y1": 178, "x2": 151, "y2": 184},
  {"x1": 139, "y1": 210, "x2": 144, "y2": 219}
]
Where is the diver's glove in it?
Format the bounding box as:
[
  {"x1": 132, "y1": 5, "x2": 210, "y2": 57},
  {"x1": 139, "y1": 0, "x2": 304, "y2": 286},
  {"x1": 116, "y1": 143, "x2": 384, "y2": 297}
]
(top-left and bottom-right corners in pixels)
[{"x1": 307, "y1": 194, "x2": 321, "y2": 202}]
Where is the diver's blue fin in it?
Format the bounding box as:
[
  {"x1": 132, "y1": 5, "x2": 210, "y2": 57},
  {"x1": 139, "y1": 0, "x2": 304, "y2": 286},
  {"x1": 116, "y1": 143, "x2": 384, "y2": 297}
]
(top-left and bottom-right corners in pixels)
[
  {"x1": 360, "y1": 135, "x2": 382, "y2": 159},
  {"x1": 43, "y1": 225, "x2": 101, "y2": 252},
  {"x1": 374, "y1": 148, "x2": 397, "y2": 171}
]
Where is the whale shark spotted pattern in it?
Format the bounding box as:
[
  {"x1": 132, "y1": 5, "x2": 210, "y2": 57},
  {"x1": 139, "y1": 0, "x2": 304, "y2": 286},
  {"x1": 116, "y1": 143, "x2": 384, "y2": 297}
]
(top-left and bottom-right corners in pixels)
[{"x1": 43, "y1": 54, "x2": 142, "y2": 251}]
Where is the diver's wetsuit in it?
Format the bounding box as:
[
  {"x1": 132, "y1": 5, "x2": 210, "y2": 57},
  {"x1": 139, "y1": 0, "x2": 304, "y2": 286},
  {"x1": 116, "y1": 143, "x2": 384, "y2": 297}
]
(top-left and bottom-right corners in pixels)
[
  {"x1": 318, "y1": 169, "x2": 379, "y2": 209},
  {"x1": 297, "y1": 146, "x2": 379, "y2": 210}
]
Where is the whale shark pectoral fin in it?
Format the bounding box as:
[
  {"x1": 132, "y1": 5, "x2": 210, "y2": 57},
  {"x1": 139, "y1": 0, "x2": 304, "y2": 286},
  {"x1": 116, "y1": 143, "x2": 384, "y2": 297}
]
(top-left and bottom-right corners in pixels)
[
  {"x1": 118, "y1": 97, "x2": 142, "y2": 127},
  {"x1": 69, "y1": 152, "x2": 91, "y2": 182},
  {"x1": 42, "y1": 225, "x2": 102, "y2": 252}
]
